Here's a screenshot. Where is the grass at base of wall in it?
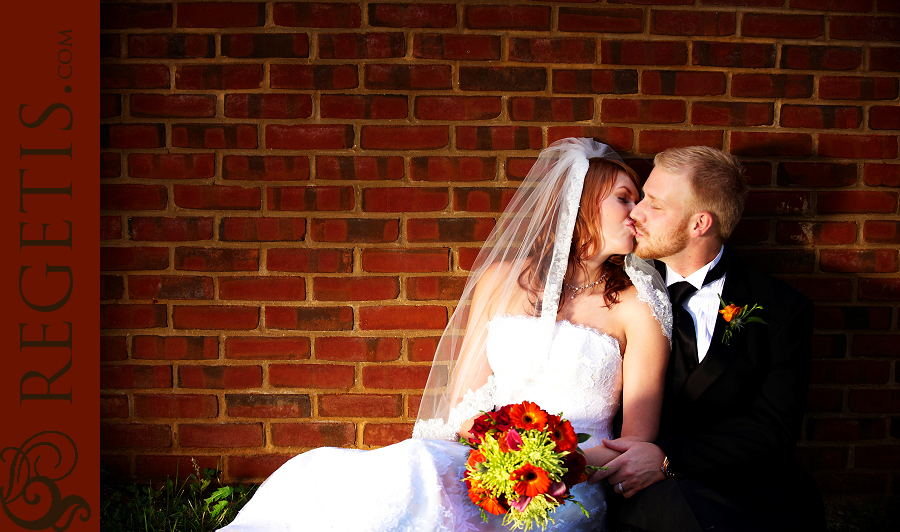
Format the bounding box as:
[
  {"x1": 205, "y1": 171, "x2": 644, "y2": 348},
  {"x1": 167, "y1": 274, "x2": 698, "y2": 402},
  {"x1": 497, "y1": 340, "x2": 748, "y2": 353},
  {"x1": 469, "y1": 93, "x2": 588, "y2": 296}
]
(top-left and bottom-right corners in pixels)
[{"x1": 100, "y1": 460, "x2": 257, "y2": 532}]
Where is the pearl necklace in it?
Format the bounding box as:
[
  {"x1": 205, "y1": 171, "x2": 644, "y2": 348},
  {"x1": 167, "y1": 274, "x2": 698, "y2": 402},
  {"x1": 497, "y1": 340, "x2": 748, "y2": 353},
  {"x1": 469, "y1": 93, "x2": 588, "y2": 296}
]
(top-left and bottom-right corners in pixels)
[{"x1": 564, "y1": 272, "x2": 607, "y2": 299}]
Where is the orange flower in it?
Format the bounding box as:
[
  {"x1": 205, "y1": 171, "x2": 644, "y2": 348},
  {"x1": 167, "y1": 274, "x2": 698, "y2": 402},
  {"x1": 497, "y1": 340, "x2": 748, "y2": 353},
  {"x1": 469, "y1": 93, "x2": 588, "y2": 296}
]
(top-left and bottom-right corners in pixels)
[
  {"x1": 468, "y1": 480, "x2": 507, "y2": 515},
  {"x1": 547, "y1": 415, "x2": 578, "y2": 452},
  {"x1": 509, "y1": 401, "x2": 548, "y2": 431},
  {"x1": 510, "y1": 463, "x2": 551, "y2": 496},
  {"x1": 719, "y1": 304, "x2": 742, "y2": 323},
  {"x1": 467, "y1": 449, "x2": 486, "y2": 469}
]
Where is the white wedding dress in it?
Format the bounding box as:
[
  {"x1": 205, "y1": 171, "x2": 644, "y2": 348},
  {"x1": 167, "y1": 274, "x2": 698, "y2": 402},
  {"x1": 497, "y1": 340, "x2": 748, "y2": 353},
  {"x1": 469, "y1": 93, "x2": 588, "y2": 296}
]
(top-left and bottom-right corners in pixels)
[{"x1": 219, "y1": 314, "x2": 625, "y2": 532}]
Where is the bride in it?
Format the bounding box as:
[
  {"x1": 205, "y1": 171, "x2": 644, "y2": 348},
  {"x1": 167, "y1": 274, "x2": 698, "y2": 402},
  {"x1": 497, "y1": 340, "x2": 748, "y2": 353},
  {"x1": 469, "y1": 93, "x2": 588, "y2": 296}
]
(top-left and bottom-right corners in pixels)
[{"x1": 217, "y1": 138, "x2": 672, "y2": 532}]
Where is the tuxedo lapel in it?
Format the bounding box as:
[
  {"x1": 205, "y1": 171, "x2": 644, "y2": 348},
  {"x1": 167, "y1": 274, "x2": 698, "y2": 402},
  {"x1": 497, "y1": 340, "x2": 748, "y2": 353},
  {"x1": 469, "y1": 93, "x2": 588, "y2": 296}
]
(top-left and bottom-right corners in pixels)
[{"x1": 679, "y1": 252, "x2": 751, "y2": 403}]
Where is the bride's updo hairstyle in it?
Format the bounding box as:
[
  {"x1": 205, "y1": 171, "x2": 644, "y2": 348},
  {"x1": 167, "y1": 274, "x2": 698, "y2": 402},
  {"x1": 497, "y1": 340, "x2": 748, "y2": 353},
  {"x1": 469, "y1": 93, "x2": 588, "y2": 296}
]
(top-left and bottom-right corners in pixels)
[{"x1": 519, "y1": 157, "x2": 641, "y2": 312}]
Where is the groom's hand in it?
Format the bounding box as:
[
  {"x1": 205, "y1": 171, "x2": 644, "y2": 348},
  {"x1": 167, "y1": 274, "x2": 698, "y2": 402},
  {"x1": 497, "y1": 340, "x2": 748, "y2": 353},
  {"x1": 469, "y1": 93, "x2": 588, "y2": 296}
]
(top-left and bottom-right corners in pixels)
[{"x1": 588, "y1": 439, "x2": 666, "y2": 498}]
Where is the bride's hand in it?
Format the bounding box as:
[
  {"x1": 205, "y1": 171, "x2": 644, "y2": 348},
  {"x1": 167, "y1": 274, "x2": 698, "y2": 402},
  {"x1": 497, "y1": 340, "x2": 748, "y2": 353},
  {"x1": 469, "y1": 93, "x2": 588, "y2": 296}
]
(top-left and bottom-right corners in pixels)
[
  {"x1": 457, "y1": 415, "x2": 478, "y2": 441},
  {"x1": 589, "y1": 439, "x2": 665, "y2": 497}
]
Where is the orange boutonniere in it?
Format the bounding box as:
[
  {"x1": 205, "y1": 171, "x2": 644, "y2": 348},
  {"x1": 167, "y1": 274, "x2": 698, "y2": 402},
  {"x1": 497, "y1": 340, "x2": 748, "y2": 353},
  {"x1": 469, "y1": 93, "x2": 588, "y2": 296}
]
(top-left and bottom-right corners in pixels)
[{"x1": 718, "y1": 296, "x2": 767, "y2": 345}]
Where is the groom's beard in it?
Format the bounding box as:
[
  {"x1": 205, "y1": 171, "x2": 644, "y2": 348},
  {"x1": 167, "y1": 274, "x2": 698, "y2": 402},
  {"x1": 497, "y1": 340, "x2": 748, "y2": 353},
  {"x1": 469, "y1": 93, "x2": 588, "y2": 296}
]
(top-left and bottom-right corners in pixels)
[{"x1": 633, "y1": 216, "x2": 690, "y2": 260}]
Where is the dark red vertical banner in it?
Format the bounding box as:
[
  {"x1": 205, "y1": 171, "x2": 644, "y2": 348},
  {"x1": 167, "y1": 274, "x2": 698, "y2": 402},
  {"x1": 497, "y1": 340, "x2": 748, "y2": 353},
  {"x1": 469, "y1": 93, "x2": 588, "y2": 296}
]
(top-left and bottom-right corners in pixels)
[{"x1": 2, "y1": 1, "x2": 99, "y2": 531}]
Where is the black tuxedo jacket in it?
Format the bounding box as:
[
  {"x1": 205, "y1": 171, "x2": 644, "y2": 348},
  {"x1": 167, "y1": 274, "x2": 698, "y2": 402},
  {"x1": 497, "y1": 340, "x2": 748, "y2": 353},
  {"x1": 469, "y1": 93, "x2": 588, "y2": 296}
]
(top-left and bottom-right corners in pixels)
[{"x1": 627, "y1": 247, "x2": 823, "y2": 531}]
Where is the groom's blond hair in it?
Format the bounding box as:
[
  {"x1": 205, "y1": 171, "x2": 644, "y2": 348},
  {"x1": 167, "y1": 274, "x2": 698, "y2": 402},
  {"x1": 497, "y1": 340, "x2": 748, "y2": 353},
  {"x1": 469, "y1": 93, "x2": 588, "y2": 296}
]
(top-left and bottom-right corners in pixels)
[{"x1": 654, "y1": 146, "x2": 746, "y2": 240}]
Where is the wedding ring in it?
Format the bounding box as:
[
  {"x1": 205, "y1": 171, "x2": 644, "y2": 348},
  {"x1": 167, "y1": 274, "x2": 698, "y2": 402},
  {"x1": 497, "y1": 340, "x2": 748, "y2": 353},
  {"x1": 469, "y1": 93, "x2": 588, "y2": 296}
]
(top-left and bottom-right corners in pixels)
[{"x1": 617, "y1": 482, "x2": 623, "y2": 493}]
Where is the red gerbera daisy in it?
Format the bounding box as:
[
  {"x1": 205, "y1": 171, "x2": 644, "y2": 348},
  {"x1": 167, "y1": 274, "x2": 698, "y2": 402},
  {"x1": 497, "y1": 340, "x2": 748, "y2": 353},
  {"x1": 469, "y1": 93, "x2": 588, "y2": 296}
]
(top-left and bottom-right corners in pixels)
[
  {"x1": 510, "y1": 463, "x2": 551, "y2": 497},
  {"x1": 468, "y1": 480, "x2": 507, "y2": 515},
  {"x1": 509, "y1": 401, "x2": 548, "y2": 431},
  {"x1": 547, "y1": 415, "x2": 578, "y2": 452}
]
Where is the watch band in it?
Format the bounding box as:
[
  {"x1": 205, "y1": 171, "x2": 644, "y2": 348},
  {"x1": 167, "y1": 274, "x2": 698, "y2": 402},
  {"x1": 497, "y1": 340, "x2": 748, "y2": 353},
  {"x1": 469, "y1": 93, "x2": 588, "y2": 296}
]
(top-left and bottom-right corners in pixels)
[{"x1": 661, "y1": 455, "x2": 676, "y2": 478}]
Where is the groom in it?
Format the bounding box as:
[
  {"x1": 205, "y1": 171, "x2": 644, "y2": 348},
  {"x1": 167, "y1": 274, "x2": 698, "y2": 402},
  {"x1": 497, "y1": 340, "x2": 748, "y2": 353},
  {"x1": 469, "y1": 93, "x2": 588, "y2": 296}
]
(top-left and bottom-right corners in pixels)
[{"x1": 594, "y1": 147, "x2": 825, "y2": 531}]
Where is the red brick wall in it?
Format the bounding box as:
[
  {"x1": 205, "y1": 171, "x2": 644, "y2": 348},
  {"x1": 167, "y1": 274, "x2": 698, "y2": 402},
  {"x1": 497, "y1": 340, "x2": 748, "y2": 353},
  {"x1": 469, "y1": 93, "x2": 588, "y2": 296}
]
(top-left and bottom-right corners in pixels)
[{"x1": 99, "y1": 1, "x2": 899, "y2": 495}]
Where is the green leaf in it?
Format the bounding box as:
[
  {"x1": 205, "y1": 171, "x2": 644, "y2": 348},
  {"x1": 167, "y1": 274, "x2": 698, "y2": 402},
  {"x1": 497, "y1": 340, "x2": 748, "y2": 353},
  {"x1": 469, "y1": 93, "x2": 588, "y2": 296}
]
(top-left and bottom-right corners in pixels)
[{"x1": 576, "y1": 433, "x2": 590, "y2": 444}]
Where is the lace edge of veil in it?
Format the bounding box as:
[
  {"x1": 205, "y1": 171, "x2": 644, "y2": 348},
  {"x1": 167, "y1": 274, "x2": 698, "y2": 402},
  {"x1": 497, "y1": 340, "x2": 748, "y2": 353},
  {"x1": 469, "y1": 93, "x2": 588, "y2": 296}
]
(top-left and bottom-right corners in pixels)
[
  {"x1": 624, "y1": 254, "x2": 673, "y2": 345},
  {"x1": 412, "y1": 376, "x2": 497, "y2": 441}
]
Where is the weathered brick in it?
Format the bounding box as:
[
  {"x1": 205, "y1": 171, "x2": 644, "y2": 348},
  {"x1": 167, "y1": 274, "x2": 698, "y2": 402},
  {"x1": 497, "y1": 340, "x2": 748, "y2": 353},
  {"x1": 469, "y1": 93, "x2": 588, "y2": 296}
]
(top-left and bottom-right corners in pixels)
[
  {"x1": 101, "y1": 304, "x2": 168, "y2": 330},
  {"x1": 359, "y1": 306, "x2": 448, "y2": 330},
  {"x1": 101, "y1": 337, "x2": 127, "y2": 362},
  {"x1": 101, "y1": 217, "x2": 122, "y2": 241},
  {"x1": 407, "y1": 277, "x2": 467, "y2": 301},
  {"x1": 364, "y1": 64, "x2": 452, "y2": 90},
  {"x1": 830, "y1": 15, "x2": 900, "y2": 41},
  {"x1": 222, "y1": 33, "x2": 309, "y2": 58},
  {"x1": 133, "y1": 336, "x2": 219, "y2": 361},
  {"x1": 225, "y1": 337, "x2": 310, "y2": 360},
  {"x1": 549, "y1": 127, "x2": 635, "y2": 152},
  {"x1": 266, "y1": 125, "x2": 354, "y2": 150},
  {"x1": 784, "y1": 277, "x2": 853, "y2": 301},
  {"x1": 102, "y1": 124, "x2": 165, "y2": 149},
  {"x1": 313, "y1": 277, "x2": 400, "y2": 301},
  {"x1": 869, "y1": 46, "x2": 900, "y2": 72},
  {"x1": 100, "y1": 424, "x2": 171, "y2": 449},
  {"x1": 734, "y1": 248, "x2": 816, "y2": 273},
  {"x1": 128, "y1": 275, "x2": 214, "y2": 300},
  {"x1": 172, "y1": 124, "x2": 258, "y2": 149},
  {"x1": 219, "y1": 277, "x2": 306, "y2": 301},
  {"x1": 454, "y1": 188, "x2": 516, "y2": 212},
  {"x1": 602, "y1": 40, "x2": 688, "y2": 65},
  {"x1": 509, "y1": 37, "x2": 596, "y2": 64},
  {"x1": 560, "y1": 7, "x2": 643, "y2": 33},
  {"x1": 642, "y1": 71, "x2": 725, "y2": 96},
  {"x1": 225, "y1": 394, "x2": 311, "y2": 418},
  {"x1": 691, "y1": 102, "x2": 773, "y2": 126},
  {"x1": 410, "y1": 157, "x2": 497, "y2": 182},
  {"x1": 407, "y1": 218, "x2": 495, "y2": 242},
  {"x1": 101, "y1": 3, "x2": 173, "y2": 29},
  {"x1": 456, "y1": 126, "x2": 542, "y2": 151},
  {"x1": 811, "y1": 360, "x2": 890, "y2": 385},
  {"x1": 179, "y1": 365, "x2": 262, "y2": 389},
  {"x1": 101, "y1": 275, "x2": 124, "y2": 300},
  {"x1": 820, "y1": 250, "x2": 899, "y2": 273},
  {"x1": 692, "y1": 42, "x2": 775, "y2": 68},
  {"x1": 270, "y1": 64, "x2": 358, "y2": 89},
  {"x1": 319, "y1": 33, "x2": 405, "y2": 59},
  {"x1": 225, "y1": 94, "x2": 313, "y2": 119},
  {"x1": 819, "y1": 76, "x2": 898, "y2": 100},
  {"x1": 780, "y1": 45, "x2": 862, "y2": 71},
  {"x1": 362, "y1": 249, "x2": 450, "y2": 273},
  {"x1": 177, "y1": 2, "x2": 264, "y2": 28},
  {"x1": 870, "y1": 106, "x2": 900, "y2": 130},
  {"x1": 791, "y1": 0, "x2": 874, "y2": 11},
  {"x1": 173, "y1": 306, "x2": 260, "y2": 330},
  {"x1": 129, "y1": 34, "x2": 215, "y2": 59},
  {"x1": 639, "y1": 130, "x2": 723, "y2": 153},
  {"x1": 553, "y1": 69, "x2": 638, "y2": 95},
  {"x1": 131, "y1": 93, "x2": 217, "y2": 118},
  {"x1": 459, "y1": 67, "x2": 547, "y2": 92},
  {"x1": 316, "y1": 337, "x2": 401, "y2": 362},
  {"x1": 101, "y1": 184, "x2": 167, "y2": 211},
  {"x1": 363, "y1": 423, "x2": 413, "y2": 446},
  {"x1": 269, "y1": 363, "x2": 355, "y2": 388},
  {"x1": 363, "y1": 187, "x2": 448, "y2": 212},
  {"x1": 780, "y1": 105, "x2": 861, "y2": 129},
  {"x1": 818, "y1": 134, "x2": 898, "y2": 159},
  {"x1": 776, "y1": 162, "x2": 857, "y2": 187},
  {"x1": 101, "y1": 65, "x2": 170, "y2": 89},
  {"x1": 509, "y1": 97, "x2": 594, "y2": 122},
  {"x1": 224, "y1": 155, "x2": 309, "y2": 181},
  {"x1": 176, "y1": 64, "x2": 264, "y2": 90},
  {"x1": 101, "y1": 247, "x2": 169, "y2": 271},
  {"x1": 362, "y1": 365, "x2": 432, "y2": 390},
  {"x1": 409, "y1": 337, "x2": 440, "y2": 362},
  {"x1": 220, "y1": 217, "x2": 306, "y2": 242},
  {"x1": 275, "y1": 2, "x2": 361, "y2": 28},
  {"x1": 864, "y1": 163, "x2": 900, "y2": 187},
  {"x1": 101, "y1": 94, "x2": 121, "y2": 119},
  {"x1": 464, "y1": 5, "x2": 549, "y2": 30},
  {"x1": 815, "y1": 305, "x2": 892, "y2": 330},
  {"x1": 265, "y1": 306, "x2": 353, "y2": 331},
  {"x1": 742, "y1": 14, "x2": 823, "y2": 38},
  {"x1": 807, "y1": 418, "x2": 885, "y2": 442},
  {"x1": 413, "y1": 34, "x2": 499, "y2": 61},
  {"x1": 129, "y1": 154, "x2": 215, "y2": 180},
  {"x1": 175, "y1": 247, "x2": 260, "y2": 272},
  {"x1": 268, "y1": 186, "x2": 355, "y2": 211},
  {"x1": 602, "y1": 99, "x2": 685, "y2": 124},
  {"x1": 849, "y1": 391, "x2": 900, "y2": 414},
  {"x1": 732, "y1": 74, "x2": 813, "y2": 98},
  {"x1": 179, "y1": 424, "x2": 263, "y2": 448},
  {"x1": 371, "y1": 3, "x2": 456, "y2": 28},
  {"x1": 271, "y1": 422, "x2": 355, "y2": 447},
  {"x1": 416, "y1": 96, "x2": 501, "y2": 121},
  {"x1": 321, "y1": 95, "x2": 407, "y2": 121},
  {"x1": 731, "y1": 132, "x2": 812, "y2": 157},
  {"x1": 101, "y1": 153, "x2": 121, "y2": 178},
  {"x1": 650, "y1": 10, "x2": 735, "y2": 36},
  {"x1": 267, "y1": 249, "x2": 352, "y2": 273},
  {"x1": 775, "y1": 221, "x2": 857, "y2": 245},
  {"x1": 864, "y1": 221, "x2": 900, "y2": 244},
  {"x1": 317, "y1": 156, "x2": 403, "y2": 181},
  {"x1": 101, "y1": 363, "x2": 172, "y2": 391},
  {"x1": 227, "y1": 455, "x2": 292, "y2": 481},
  {"x1": 134, "y1": 394, "x2": 217, "y2": 418},
  {"x1": 858, "y1": 279, "x2": 900, "y2": 301},
  {"x1": 817, "y1": 191, "x2": 898, "y2": 214},
  {"x1": 319, "y1": 394, "x2": 402, "y2": 418},
  {"x1": 101, "y1": 395, "x2": 129, "y2": 418},
  {"x1": 101, "y1": 33, "x2": 120, "y2": 57},
  {"x1": 174, "y1": 185, "x2": 261, "y2": 210}
]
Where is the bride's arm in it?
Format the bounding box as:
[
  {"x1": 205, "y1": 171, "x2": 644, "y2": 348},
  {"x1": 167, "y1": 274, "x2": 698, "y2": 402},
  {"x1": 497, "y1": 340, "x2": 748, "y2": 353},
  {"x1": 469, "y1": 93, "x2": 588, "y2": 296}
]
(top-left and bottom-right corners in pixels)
[{"x1": 583, "y1": 290, "x2": 670, "y2": 468}]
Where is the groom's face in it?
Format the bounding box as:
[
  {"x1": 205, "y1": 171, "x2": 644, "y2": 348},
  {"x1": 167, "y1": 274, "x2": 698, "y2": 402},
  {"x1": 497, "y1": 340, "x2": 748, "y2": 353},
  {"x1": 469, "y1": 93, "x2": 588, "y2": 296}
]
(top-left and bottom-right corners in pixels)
[{"x1": 630, "y1": 167, "x2": 692, "y2": 260}]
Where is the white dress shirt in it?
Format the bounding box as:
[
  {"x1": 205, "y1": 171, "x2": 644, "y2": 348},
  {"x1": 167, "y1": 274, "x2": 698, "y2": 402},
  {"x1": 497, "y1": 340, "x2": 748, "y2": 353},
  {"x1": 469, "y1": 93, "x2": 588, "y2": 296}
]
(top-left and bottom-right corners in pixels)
[{"x1": 665, "y1": 246, "x2": 726, "y2": 362}]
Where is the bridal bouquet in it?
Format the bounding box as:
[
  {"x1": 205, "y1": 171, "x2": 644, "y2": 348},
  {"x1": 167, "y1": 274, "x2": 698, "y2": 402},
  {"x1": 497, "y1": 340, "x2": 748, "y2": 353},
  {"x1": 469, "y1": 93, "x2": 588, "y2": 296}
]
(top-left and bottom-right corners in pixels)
[{"x1": 461, "y1": 401, "x2": 598, "y2": 530}]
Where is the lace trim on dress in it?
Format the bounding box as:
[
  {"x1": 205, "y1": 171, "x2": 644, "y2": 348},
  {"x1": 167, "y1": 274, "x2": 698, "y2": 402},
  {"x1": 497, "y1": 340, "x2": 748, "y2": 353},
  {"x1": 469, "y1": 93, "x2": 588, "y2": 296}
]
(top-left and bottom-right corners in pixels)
[
  {"x1": 412, "y1": 375, "x2": 497, "y2": 441},
  {"x1": 624, "y1": 254, "x2": 672, "y2": 344},
  {"x1": 490, "y1": 313, "x2": 622, "y2": 359}
]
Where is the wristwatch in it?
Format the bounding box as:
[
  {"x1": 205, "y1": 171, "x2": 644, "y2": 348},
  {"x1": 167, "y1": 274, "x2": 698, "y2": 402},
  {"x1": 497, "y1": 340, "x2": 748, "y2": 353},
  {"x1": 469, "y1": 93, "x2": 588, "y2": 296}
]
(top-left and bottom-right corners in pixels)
[{"x1": 661, "y1": 456, "x2": 676, "y2": 479}]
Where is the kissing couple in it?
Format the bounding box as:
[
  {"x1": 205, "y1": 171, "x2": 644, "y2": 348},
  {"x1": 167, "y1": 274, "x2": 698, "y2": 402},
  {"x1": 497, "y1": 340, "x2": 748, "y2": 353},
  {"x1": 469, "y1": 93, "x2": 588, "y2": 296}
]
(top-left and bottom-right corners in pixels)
[{"x1": 218, "y1": 138, "x2": 824, "y2": 532}]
